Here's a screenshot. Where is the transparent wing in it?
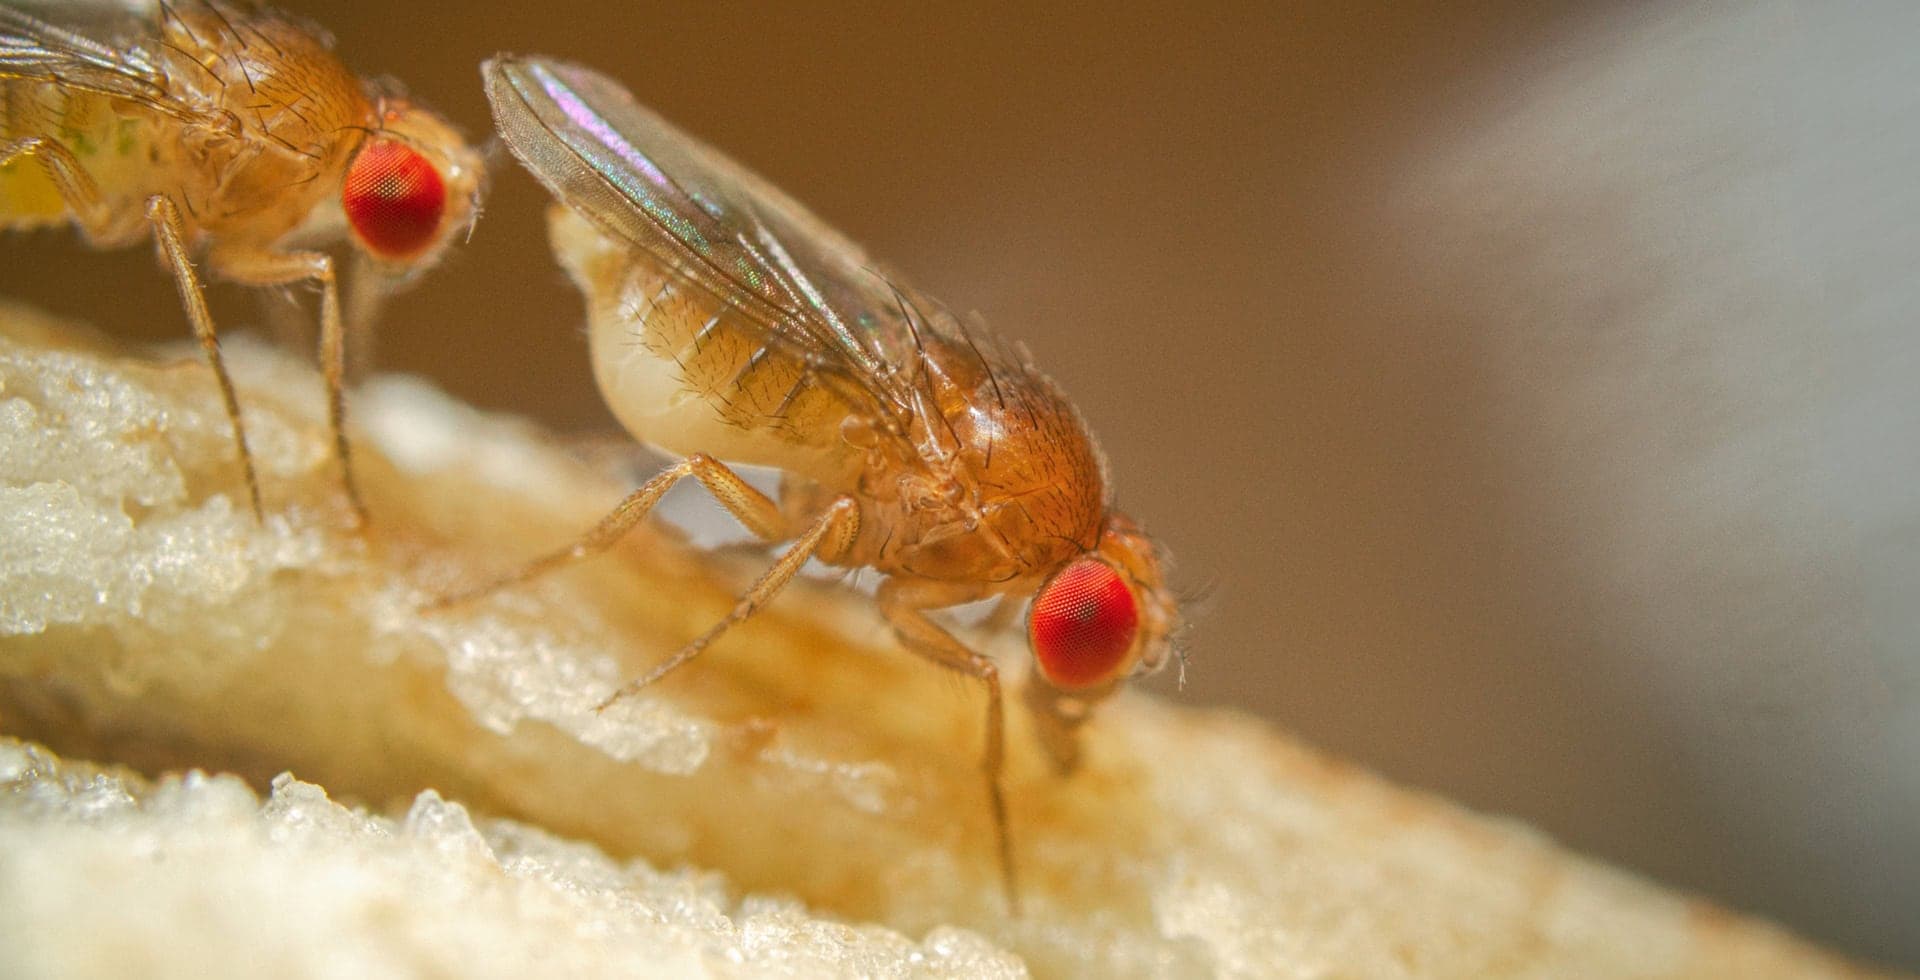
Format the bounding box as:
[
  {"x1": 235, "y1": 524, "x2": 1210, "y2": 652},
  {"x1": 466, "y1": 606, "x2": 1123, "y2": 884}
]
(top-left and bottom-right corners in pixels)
[
  {"x1": 1, "y1": 2, "x2": 339, "y2": 130},
  {"x1": 0, "y1": 3, "x2": 198, "y2": 119},
  {"x1": 484, "y1": 55, "x2": 1028, "y2": 434}
]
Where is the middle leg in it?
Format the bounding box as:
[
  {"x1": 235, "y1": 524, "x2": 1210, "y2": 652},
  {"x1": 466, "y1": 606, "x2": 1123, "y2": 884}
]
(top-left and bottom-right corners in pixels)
[{"x1": 206, "y1": 244, "x2": 362, "y2": 526}]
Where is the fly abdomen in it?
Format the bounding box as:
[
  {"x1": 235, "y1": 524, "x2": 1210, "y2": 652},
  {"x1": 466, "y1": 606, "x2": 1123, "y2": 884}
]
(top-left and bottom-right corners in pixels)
[
  {"x1": 1, "y1": 85, "x2": 157, "y2": 239},
  {"x1": 552, "y1": 204, "x2": 863, "y2": 485}
]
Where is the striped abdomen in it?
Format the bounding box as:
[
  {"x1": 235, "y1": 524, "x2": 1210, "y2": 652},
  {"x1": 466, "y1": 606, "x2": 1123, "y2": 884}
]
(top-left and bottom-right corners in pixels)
[{"x1": 551, "y1": 204, "x2": 868, "y2": 487}]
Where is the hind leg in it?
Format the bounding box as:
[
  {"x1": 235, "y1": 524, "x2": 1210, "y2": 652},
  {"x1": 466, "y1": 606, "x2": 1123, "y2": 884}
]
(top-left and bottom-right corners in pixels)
[{"x1": 1, "y1": 137, "x2": 263, "y2": 520}]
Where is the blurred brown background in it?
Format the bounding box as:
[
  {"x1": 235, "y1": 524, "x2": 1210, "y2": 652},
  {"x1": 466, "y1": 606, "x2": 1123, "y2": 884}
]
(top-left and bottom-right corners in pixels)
[{"x1": 5, "y1": 0, "x2": 1916, "y2": 969}]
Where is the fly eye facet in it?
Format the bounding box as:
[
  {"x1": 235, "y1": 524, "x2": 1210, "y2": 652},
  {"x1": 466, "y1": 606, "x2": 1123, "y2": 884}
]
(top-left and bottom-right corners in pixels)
[
  {"x1": 343, "y1": 138, "x2": 446, "y2": 260},
  {"x1": 1029, "y1": 559, "x2": 1139, "y2": 690}
]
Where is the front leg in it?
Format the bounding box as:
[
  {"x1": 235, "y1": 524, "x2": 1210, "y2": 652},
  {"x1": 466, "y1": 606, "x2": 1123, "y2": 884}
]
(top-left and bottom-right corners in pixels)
[
  {"x1": 205, "y1": 244, "x2": 362, "y2": 527},
  {"x1": 876, "y1": 577, "x2": 1020, "y2": 913},
  {"x1": 1022, "y1": 676, "x2": 1101, "y2": 777}
]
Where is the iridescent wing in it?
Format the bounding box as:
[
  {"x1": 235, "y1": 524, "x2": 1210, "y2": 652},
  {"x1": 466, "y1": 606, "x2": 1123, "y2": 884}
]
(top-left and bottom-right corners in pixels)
[{"x1": 483, "y1": 55, "x2": 1028, "y2": 440}]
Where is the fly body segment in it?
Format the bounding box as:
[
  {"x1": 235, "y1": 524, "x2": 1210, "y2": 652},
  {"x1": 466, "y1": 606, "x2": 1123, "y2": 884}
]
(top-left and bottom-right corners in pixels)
[
  {"x1": 0, "y1": 0, "x2": 484, "y2": 524},
  {"x1": 453, "y1": 55, "x2": 1181, "y2": 908}
]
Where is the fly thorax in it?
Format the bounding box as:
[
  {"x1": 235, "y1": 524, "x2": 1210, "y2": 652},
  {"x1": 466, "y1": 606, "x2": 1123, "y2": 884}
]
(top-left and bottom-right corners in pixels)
[
  {"x1": 170, "y1": 9, "x2": 367, "y2": 241},
  {"x1": 897, "y1": 468, "x2": 965, "y2": 515},
  {"x1": 198, "y1": 134, "x2": 346, "y2": 243},
  {"x1": 864, "y1": 465, "x2": 1054, "y2": 583},
  {"x1": 950, "y1": 375, "x2": 1110, "y2": 556}
]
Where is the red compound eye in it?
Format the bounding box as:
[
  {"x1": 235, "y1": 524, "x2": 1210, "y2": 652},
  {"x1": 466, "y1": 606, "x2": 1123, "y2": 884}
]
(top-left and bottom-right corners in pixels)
[
  {"x1": 1029, "y1": 559, "x2": 1139, "y2": 690},
  {"x1": 343, "y1": 138, "x2": 446, "y2": 260}
]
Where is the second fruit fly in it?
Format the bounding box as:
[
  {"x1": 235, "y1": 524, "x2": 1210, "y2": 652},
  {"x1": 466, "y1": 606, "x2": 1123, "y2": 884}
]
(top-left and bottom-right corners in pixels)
[{"x1": 0, "y1": 0, "x2": 483, "y2": 523}]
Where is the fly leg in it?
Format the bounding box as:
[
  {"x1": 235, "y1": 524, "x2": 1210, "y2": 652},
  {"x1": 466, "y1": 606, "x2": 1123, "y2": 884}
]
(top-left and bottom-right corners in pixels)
[
  {"x1": 593, "y1": 493, "x2": 859, "y2": 708},
  {"x1": 877, "y1": 577, "x2": 1020, "y2": 913},
  {"x1": 0, "y1": 138, "x2": 265, "y2": 521},
  {"x1": 147, "y1": 198, "x2": 265, "y2": 521},
  {"x1": 977, "y1": 593, "x2": 1025, "y2": 634},
  {"x1": 204, "y1": 245, "x2": 362, "y2": 527},
  {"x1": 1022, "y1": 679, "x2": 1095, "y2": 777},
  {"x1": 426, "y1": 453, "x2": 819, "y2": 608},
  {"x1": 0, "y1": 136, "x2": 109, "y2": 231},
  {"x1": 425, "y1": 453, "x2": 859, "y2": 700}
]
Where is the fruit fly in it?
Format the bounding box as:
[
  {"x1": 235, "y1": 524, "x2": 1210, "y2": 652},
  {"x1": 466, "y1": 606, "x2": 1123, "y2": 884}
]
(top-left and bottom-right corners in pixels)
[
  {"x1": 0, "y1": 0, "x2": 483, "y2": 524},
  {"x1": 453, "y1": 55, "x2": 1180, "y2": 907}
]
